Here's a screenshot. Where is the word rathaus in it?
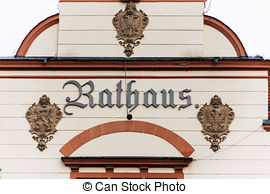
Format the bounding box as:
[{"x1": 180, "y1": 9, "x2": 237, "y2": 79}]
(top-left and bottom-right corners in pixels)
[{"x1": 63, "y1": 80, "x2": 192, "y2": 115}]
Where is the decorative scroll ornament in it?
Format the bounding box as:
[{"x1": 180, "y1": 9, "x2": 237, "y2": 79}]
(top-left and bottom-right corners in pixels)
[
  {"x1": 112, "y1": 1, "x2": 149, "y2": 57},
  {"x1": 197, "y1": 95, "x2": 235, "y2": 152},
  {"x1": 26, "y1": 95, "x2": 62, "y2": 151}
]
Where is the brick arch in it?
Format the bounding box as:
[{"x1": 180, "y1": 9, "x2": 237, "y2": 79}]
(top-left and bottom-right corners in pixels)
[
  {"x1": 60, "y1": 120, "x2": 195, "y2": 157},
  {"x1": 16, "y1": 14, "x2": 59, "y2": 56}
]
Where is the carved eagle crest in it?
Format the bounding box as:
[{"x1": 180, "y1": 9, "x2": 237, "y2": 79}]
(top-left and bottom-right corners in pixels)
[
  {"x1": 112, "y1": 2, "x2": 149, "y2": 57},
  {"x1": 197, "y1": 95, "x2": 235, "y2": 152},
  {"x1": 26, "y1": 95, "x2": 62, "y2": 151}
]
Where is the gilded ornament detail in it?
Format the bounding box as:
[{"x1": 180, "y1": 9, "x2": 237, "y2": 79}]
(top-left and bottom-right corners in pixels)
[
  {"x1": 26, "y1": 95, "x2": 62, "y2": 151},
  {"x1": 197, "y1": 95, "x2": 235, "y2": 152},
  {"x1": 112, "y1": 1, "x2": 149, "y2": 57}
]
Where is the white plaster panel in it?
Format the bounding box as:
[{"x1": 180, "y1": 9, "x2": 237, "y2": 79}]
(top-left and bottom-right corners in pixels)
[
  {"x1": 79, "y1": 167, "x2": 106, "y2": 173},
  {"x1": 5, "y1": 78, "x2": 266, "y2": 92},
  {"x1": 1, "y1": 131, "x2": 270, "y2": 147},
  {"x1": 2, "y1": 145, "x2": 270, "y2": 160},
  {"x1": 0, "y1": 91, "x2": 266, "y2": 105},
  {"x1": 0, "y1": 173, "x2": 69, "y2": 179},
  {"x1": 71, "y1": 132, "x2": 183, "y2": 157},
  {"x1": 0, "y1": 117, "x2": 263, "y2": 132},
  {"x1": 0, "y1": 104, "x2": 266, "y2": 118},
  {"x1": 185, "y1": 174, "x2": 270, "y2": 179},
  {"x1": 60, "y1": 2, "x2": 204, "y2": 16},
  {"x1": 148, "y1": 168, "x2": 175, "y2": 173},
  {"x1": 204, "y1": 25, "x2": 237, "y2": 57},
  {"x1": 59, "y1": 15, "x2": 203, "y2": 30},
  {"x1": 0, "y1": 159, "x2": 68, "y2": 173},
  {"x1": 184, "y1": 160, "x2": 270, "y2": 174},
  {"x1": 58, "y1": 31, "x2": 203, "y2": 45},
  {"x1": 114, "y1": 168, "x2": 140, "y2": 173},
  {"x1": 174, "y1": 131, "x2": 270, "y2": 146},
  {"x1": 57, "y1": 44, "x2": 204, "y2": 57},
  {"x1": 32, "y1": 78, "x2": 267, "y2": 92},
  {"x1": 191, "y1": 145, "x2": 270, "y2": 160},
  {"x1": 26, "y1": 24, "x2": 59, "y2": 57},
  {"x1": 0, "y1": 145, "x2": 63, "y2": 159}
]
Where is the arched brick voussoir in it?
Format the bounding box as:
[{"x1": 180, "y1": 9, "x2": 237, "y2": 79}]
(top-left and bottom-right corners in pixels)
[
  {"x1": 60, "y1": 120, "x2": 195, "y2": 157},
  {"x1": 16, "y1": 14, "x2": 59, "y2": 56}
]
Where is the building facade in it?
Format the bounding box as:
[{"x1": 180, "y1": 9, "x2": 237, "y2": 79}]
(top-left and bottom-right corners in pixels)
[{"x1": 0, "y1": 0, "x2": 270, "y2": 178}]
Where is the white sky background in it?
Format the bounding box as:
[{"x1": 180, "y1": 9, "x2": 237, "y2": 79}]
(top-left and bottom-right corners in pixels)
[{"x1": 0, "y1": 0, "x2": 269, "y2": 58}]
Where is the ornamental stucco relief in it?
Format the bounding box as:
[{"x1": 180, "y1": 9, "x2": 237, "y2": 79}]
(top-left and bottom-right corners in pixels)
[
  {"x1": 197, "y1": 95, "x2": 235, "y2": 152},
  {"x1": 112, "y1": 1, "x2": 149, "y2": 57},
  {"x1": 26, "y1": 95, "x2": 62, "y2": 151}
]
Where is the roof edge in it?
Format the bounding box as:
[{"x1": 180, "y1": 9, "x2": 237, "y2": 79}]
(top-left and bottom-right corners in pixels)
[{"x1": 0, "y1": 57, "x2": 269, "y2": 71}]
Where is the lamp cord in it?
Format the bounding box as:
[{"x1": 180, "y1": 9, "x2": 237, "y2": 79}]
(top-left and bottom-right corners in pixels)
[
  {"x1": 204, "y1": 0, "x2": 212, "y2": 14},
  {"x1": 124, "y1": 60, "x2": 128, "y2": 116}
]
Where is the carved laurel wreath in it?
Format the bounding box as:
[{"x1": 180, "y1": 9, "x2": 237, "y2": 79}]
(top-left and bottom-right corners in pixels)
[
  {"x1": 112, "y1": 1, "x2": 149, "y2": 57},
  {"x1": 26, "y1": 95, "x2": 62, "y2": 151},
  {"x1": 197, "y1": 95, "x2": 235, "y2": 152}
]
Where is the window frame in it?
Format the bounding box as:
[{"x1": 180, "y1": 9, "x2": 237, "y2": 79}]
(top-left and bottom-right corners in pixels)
[{"x1": 62, "y1": 157, "x2": 192, "y2": 179}]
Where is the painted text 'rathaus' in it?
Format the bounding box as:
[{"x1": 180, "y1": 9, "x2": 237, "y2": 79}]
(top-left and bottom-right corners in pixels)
[{"x1": 63, "y1": 80, "x2": 192, "y2": 115}]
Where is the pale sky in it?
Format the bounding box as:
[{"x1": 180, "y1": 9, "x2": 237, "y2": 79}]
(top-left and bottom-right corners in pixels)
[{"x1": 0, "y1": 0, "x2": 269, "y2": 58}]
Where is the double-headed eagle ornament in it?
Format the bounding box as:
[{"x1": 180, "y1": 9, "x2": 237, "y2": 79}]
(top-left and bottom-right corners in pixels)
[
  {"x1": 26, "y1": 95, "x2": 62, "y2": 151},
  {"x1": 197, "y1": 95, "x2": 235, "y2": 152},
  {"x1": 113, "y1": 2, "x2": 149, "y2": 57}
]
